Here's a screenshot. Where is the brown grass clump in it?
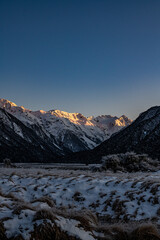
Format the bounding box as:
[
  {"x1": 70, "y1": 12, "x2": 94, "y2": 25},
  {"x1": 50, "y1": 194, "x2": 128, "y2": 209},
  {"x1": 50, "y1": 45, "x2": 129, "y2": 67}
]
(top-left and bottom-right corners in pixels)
[
  {"x1": 72, "y1": 210, "x2": 98, "y2": 232},
  {"x1": 31, "y1": 196, "x2": 55, "y2": 208},
  {"x1": 33, "y1": 209, "x2": 58, "y2": 222},
  {"x1": 130, "y1": 224, "x2": 160, "y2": 240},
  {"x1": 0, "y1": 203, "x2": 12, "y2": 210},
  {"x1": 93, "y1": 223, "x2": 160, "y2": 240},
  {"x1": 12, "y1": 203, "x2": 35, "y2": 215},
  {"x1": 30, "y1": 221, "x2": 79, "y2": 240},
  {"x1": 5, "y1": 192, "x2": 19, "y2": 201}
]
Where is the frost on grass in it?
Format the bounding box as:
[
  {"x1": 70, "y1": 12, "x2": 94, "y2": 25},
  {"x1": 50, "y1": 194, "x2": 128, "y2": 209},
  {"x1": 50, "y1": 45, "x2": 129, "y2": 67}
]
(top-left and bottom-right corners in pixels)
[{"x1": 0, "y1": 167, "x2": 160, "y2": 239}]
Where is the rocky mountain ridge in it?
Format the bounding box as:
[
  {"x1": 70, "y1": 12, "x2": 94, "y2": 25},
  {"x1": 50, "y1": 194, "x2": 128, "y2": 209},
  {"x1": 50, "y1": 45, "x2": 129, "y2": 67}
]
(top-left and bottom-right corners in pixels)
[{"x1": 0, "y1": 98, "x2": 131, "y2": 158}]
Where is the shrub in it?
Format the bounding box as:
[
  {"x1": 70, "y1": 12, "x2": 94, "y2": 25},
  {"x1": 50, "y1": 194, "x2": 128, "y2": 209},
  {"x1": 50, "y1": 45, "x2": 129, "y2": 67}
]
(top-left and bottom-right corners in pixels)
[{"x1": 98, "y1": 152, "x2": 160, "y2": 172}]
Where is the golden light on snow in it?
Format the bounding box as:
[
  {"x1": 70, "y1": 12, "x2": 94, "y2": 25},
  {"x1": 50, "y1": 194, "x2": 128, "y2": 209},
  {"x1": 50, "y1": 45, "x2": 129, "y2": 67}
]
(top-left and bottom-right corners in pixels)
[{"x1": 53, "y1": 110, "x2": 94, "y2": 126}]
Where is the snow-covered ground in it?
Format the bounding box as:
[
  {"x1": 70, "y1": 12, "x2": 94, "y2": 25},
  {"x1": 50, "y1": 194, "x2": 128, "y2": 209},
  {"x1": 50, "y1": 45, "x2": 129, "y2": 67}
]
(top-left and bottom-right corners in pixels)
[{"x1": 0, "y1": 167, "x2": 160, "y2": 239}]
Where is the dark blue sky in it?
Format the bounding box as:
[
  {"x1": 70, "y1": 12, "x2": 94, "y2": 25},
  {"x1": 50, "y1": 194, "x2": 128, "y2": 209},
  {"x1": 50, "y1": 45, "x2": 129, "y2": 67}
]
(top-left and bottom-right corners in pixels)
[{"x1": 0, "y1": 0, "x2": 160, "y2": 119}]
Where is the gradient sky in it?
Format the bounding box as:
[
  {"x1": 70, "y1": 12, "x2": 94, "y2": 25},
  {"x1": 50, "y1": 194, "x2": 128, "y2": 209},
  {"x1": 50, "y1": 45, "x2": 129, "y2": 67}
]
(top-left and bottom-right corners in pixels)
[{"x1": 0, "y1": 0, "x2": 160, "y2": 119}]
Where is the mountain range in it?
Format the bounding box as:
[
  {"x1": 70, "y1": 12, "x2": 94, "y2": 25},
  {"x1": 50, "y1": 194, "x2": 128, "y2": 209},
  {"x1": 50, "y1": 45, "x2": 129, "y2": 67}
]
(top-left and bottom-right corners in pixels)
[
  {"x1": 0, "y1": 98, "x2": 131, "y2": 162},
  {"x1": 67, "y1": 105, "x2": 160, "y2": 163}
]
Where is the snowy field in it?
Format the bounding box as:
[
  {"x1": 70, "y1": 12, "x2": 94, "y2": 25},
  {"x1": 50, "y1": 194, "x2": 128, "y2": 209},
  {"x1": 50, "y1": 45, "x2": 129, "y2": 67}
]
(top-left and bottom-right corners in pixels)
[{"x1": 0, "y1": 166, "x2": 160, "y2": 240}]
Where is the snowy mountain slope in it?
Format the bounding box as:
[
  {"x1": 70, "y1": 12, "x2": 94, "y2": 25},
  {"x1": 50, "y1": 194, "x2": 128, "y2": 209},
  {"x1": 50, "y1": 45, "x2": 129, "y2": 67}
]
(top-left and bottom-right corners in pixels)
[
  {"x1": 90, "y1": 114, "x2": 131, "y2": 136},
  {"x1": 0, "y1": 108, "x2": 64, "y2": 162},
  {"x1": 0, "y1": 98, "x2": 132, "y2": 153},
  {"x1": 32, "y1": 110, "x2": 103, "y2": 151}
]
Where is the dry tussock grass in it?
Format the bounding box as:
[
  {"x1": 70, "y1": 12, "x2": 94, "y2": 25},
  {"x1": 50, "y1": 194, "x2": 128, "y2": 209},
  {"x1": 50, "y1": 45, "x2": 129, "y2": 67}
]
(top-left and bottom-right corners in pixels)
[
  {"x1": 12, "y1": 203, "x2": 35, "y2": 215},
  {"x1": 4, "y1": 192, "x2": 20, "y2": 201},
  {"x1": 32, "y1": 208, "x2": 97, "y2": 240},
  {"x1": 0, "y1": 204, "x2": 160, "y2": 240},
  {"x1": 130, "y1": 224, "x2": 160, "y2": 240},
  {"x1": 0, "y1": 203, "x2": 12, "y2": 210},
  {"x1": 33, "y1": 209, "x2": 58, "y2": 222},
  {"x1": 72, "y1": 210, "x2": 98, "y2": 232},
  {"x1": 96, "y1": 223, "x2": 160, "y2": 240},
  {"x1": 0, "y1": 168, "x2": 160, "y2": 239},
  {"x1": 31, "y1": 221, "x2": 79, "y2": 240},
  {"x1": 31, "y1": 196, "x2": 56, "y2": 208}
]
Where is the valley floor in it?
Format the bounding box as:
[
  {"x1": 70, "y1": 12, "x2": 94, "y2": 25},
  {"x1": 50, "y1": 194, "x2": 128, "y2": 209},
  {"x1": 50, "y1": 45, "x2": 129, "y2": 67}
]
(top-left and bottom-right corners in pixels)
[{"x1": 0, "y1": 166, "x2": 160, "y2": 239}]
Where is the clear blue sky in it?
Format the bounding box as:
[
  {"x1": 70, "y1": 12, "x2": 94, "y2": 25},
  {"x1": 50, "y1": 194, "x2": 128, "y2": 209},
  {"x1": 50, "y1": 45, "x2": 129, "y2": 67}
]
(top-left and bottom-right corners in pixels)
[{"x1": 0, "y1": 0, "x2": 160, "y2": 119}]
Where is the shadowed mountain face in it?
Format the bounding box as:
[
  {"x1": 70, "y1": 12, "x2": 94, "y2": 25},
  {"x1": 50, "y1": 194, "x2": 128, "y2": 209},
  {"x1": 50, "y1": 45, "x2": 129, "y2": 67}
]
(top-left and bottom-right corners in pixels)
[
  {"x1": 0, "y1": 99, "x2": 131, "y2": 162},
  {"x1": 0, "y1": 108, "x2": 63, "y2": 162},
  {"x1": 65, "y1": 106, "x2": 160, "y2": 163}
]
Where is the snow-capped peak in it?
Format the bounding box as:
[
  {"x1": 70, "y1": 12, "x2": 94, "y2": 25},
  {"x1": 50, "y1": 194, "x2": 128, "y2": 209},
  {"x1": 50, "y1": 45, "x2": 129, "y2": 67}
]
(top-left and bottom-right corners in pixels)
[
  {"x1": 0, "y1": 98, "x2": 17, "y2": 109},
  {"x1": 52, "y1": 110, "x2": 94, "y2": 126}
]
